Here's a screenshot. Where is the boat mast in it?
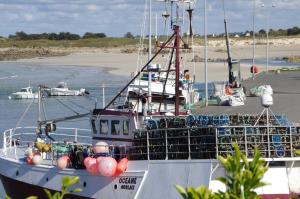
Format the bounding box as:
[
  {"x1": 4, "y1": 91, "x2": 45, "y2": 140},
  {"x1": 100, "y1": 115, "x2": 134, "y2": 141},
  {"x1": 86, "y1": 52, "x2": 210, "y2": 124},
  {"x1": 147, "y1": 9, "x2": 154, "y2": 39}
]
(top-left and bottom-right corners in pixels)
[
  {"x1": 174, "y1": 25, "x2": 180, "y2": 116},
  {"x1": 148, "y1": 0, "x2": 152, "y2": 112},
  {"x1": 222, "y1": 0, "x2": 233, "y2": 84}
]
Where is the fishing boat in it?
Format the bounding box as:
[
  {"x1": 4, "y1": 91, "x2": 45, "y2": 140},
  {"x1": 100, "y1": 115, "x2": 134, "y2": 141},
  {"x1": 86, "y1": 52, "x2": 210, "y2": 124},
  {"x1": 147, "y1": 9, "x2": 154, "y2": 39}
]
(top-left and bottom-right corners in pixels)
[
  {"x1": 1, "y1": 1, "x2": 300, "y2": 199},
  {"x1": 127, "y1": 62, "x2": 199, "y2": 113},
  {"x1": 44, "y1": 82, "x2": 88, "y2": 96},
  {"x1": 9, "y1": 86, "x2": 38, "y2": 99}
]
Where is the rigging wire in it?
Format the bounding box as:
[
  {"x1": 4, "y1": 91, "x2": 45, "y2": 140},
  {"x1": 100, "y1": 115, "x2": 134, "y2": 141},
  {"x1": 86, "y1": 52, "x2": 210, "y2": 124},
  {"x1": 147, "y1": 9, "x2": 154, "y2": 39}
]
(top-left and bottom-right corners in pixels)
[
  {"x1": 67, "y1": 100, "x2": 91, "y2": 111},
  {"x1": 54, "y1": 98, "x2": 80, "y2": 115},
  {"x1": 42, "y1": 98, "x2": 47, "y2": 121},
  {"x1": 13, "y1": 98, "x2": 35, "y2": 134}
]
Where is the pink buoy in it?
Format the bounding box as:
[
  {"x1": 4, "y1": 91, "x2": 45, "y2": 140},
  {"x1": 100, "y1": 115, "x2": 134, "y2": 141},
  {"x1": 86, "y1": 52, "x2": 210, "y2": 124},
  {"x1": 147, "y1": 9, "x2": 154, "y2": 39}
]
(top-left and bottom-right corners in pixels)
[
  {"x1": 26, "y1": 157, "x2": 33, "y2": 165},
  {"x1": 96, "y1": 156, "x2": 104, "y2": 163},
  {"x1": 83, "y1": 157, "x2": 93, "y2": 167},
  {"x1": 85, "y1": 158, "x2": 96, "y2": 168},
  {"x1": 98, "y1": 157, "x2": 117, "y2": 177},
  {"x1": 57, "y1": 156, "x2": 69, "y2": 170},
  {"x1": 116, "y1": 158, "x2": 128, "y2": 175},
  {"x1": 85, "y1": 158, "x2": 96, "y2": 173},
  {"x1": 87, "y1": 163, "x2": 99, "y2": 175},
  {"x1": 32, "y1": 154, "x2": 43, "y2": 165},
  {"x1": 61, "y1": 155, "x2": 70, "y2": 160}
]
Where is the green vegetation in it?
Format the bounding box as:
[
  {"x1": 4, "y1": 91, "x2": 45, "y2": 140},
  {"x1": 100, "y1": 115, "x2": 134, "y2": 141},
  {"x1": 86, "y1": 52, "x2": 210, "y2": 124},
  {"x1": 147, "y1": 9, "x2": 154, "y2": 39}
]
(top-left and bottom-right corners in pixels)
[
  {"x1": 5, "y1": 176, "x2": 82, "y2": 199},
  {"x1": 0, "y1": 31, "x2": 139, "y2": 48},
  {"x1": 1, "y1": 26, "x2": 300, "y2": 49},
  {"x1": 209, "y1": 26, "x2": 300, "y2": 38},
  {"x1": 284, "y1": 56, "x2": 300, "y2": 63},
  {"x1": 176, "y1": 144, "x2": 268, "y2": 199},
  {"x1": 42, "y1": 176, "x2": 82, "y2": 199},
  {"x1": 124, "y1": 32, "x2": 135, "y2": 39},
  {"x1": 0, "y1": 38, "x2": 140, "y2": 48}
]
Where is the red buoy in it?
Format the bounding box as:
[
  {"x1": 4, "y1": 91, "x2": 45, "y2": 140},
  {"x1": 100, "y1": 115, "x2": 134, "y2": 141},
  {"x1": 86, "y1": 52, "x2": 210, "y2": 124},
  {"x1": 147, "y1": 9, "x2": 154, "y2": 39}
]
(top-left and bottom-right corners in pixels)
[{"x1": 251, "y1": 66, "x2": 258, "y2": 74}]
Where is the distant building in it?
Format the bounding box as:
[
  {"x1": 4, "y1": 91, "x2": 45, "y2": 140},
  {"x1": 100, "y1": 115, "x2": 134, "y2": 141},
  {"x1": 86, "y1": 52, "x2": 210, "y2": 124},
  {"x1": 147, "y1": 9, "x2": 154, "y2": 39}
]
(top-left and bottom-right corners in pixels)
[
  {"x1": 234, "y1": 34, "x2": 240, "y2": 38},
  {"x1": 245, "y1": 33, "x2": 251, "y2": 37}
]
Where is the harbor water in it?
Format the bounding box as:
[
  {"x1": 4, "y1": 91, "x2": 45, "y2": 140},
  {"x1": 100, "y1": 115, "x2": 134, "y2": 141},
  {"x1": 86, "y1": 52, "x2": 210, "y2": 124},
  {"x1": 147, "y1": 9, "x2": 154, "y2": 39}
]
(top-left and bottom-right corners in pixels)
[
  {"x1": 0, "y1": 58, "x2": 297, "y2": 197},
  {"x1": 0, "y1": 62, "x2": 129, "y2": 197}
]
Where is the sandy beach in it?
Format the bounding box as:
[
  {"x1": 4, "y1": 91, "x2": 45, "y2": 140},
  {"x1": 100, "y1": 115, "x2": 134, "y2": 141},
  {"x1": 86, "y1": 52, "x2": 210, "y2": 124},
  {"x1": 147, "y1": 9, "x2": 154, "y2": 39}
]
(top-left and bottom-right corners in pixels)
[{"x1": 12, "y1": 38, "x2": 300, "y2": 83}]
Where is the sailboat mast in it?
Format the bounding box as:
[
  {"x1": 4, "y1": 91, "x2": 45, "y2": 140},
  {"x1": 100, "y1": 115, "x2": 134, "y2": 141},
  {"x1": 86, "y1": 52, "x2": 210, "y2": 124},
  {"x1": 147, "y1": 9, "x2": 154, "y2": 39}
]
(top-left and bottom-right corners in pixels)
[
  {"x1": 174, "y1": 25, "x2": 180, "y2": 116},
  {"x1": 204, "y1": 0, "x2": 208, "y2": 107}
]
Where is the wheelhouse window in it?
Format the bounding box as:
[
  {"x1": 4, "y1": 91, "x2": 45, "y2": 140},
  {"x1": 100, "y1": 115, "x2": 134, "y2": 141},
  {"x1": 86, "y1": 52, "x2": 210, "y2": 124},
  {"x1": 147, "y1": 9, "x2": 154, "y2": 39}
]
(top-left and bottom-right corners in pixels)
[
  {"x1": 123, "y1": 120, "x2": 129, "y2": 135},
  {"x1": 100, "y1": 120, "x2": 109, "y2": 134},
  {"x1": 91, "y1": 119, "x2": 97, "y2": 134},
  {"x1": 111, "y1": 120, "x2": 121, "y2": 135}
]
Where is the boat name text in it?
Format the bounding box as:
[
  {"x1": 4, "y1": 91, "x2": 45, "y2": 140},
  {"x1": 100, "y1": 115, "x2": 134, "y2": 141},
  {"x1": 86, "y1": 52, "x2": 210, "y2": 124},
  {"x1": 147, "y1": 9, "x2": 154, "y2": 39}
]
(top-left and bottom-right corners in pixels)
[
  {"x1": 119, "y1": 177, "x2": 137, "y2": 190},
  {"x1": 119, "y1": 177, "x2": 137, "y2": 184}
]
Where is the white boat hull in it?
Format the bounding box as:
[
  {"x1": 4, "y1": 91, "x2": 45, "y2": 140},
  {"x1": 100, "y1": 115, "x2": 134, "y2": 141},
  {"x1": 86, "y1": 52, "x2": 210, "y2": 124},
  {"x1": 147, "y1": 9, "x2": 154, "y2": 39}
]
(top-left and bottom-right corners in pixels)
[
  {"x1": 0, "y1": 155, "x2": 297, "y2": 199},
  {"x1": 10, "y1": 93, "x2": 38, "y2": 99},
  {"x1": 45, "y1": 88, "x2": 86, "y2": 96}
]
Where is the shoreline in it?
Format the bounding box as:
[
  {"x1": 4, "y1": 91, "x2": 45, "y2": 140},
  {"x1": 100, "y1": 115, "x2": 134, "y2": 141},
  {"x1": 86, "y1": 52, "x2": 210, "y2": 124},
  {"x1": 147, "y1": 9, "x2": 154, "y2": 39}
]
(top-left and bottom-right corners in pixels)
[{"x1": 1, "y1": 43, "x2": 299, "y2": 83}]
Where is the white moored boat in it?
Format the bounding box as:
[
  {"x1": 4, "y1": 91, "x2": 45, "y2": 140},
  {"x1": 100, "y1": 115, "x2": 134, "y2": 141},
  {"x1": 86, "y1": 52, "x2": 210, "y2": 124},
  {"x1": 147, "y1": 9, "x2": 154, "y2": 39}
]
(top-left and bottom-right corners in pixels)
[
  {"x1": 9, "y1": 87, "x2": 38, "y2": 99},
  {"x1": 44, "y1": 82, "x2": 88, "y2": 96}
]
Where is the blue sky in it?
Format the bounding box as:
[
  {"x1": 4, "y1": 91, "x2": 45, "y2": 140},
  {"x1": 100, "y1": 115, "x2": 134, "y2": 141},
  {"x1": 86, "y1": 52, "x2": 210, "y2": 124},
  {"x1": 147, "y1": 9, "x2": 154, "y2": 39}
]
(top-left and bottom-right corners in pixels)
[{"x1": 0, "y1": 0, "x2": 299, "y2": 37}]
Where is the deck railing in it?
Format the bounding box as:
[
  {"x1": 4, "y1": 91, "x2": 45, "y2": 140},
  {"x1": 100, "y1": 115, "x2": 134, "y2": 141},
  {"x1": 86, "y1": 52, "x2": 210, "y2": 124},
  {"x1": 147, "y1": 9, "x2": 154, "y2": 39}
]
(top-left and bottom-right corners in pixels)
[
  {"x1": 129, "y1": 125, "x2": 300, "y2": 161},
  {"x1": 1, "y1": 127, "x2": 128, "y2": 166},
  {"x1": 2, "y1": 127, "x2": 92, "y2": 158}
]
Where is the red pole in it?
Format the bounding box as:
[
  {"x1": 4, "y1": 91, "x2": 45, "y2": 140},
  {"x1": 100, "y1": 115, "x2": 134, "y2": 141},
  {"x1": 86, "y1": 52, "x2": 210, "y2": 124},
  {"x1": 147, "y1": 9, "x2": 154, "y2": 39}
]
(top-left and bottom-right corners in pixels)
[{"x1": 175, "y1": 25, "x2": 180, "y2": 116}]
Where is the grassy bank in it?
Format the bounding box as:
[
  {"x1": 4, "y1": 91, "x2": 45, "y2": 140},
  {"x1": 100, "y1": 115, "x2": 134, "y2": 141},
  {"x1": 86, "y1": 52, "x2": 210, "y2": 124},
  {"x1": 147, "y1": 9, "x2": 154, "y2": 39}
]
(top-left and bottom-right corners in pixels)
[
  {"x1": 0, "y1": 35, "x2": 299, "y2": 49},
  {"x1": 0, "y1": 38, "x2": 141, "y2": 48}
]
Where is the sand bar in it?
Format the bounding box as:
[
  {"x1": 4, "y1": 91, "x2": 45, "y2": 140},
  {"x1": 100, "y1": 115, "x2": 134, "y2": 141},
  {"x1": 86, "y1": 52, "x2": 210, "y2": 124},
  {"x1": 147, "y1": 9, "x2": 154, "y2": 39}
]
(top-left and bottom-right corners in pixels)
[{"x1": 6, "y1": 41, "x2": 300, "y2": 83}]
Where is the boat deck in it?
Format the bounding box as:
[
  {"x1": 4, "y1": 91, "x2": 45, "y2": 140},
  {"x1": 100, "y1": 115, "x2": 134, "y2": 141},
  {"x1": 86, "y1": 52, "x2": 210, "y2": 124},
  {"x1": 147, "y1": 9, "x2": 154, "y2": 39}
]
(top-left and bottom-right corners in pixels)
[{"x1": 194, "y1": 71, "x2": 300, "y2": 123}]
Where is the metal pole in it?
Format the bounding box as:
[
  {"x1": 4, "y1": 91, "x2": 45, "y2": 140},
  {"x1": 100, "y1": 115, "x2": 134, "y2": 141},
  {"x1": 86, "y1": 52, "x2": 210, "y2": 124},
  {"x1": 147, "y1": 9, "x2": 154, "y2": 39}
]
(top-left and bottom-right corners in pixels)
[
  {"x1": 165, "y1": 130, "x2": 168, "y2": 160},
  {"x1": 148, "y1": 0, "x2": 152, "y2": 112},
  {"x1": 290, "y1": 126, "x2": 293, "y2": 157},
  {"x1": 244, "y1": 127, "x2": 248, "y2": 157},
  {"x1": 148, "y1": 0, "x2": 152, "y2": 61},
  {"x1": 188, "y1": 129, "x2": 191, "y2": 160},
  {"x1": 266, "y1": 10, "x2": 269, "y2": 73},
  {"x1": 215, "y1": 128, "x2": 218, "y2": 158},
  {"x1": 267, "y1": 108, "x2": 270, "y2": 158},
  {"x1": 38, "y1": 86, "x2": 42, "y2": 122},
  {"x1": 147, "y1": 131, "x2": 150, "y2": 160},
  {"x1": 155, "y1": 13, "x2": 158, "y2": 42},
  {"x1": 175, "y1": 25, "x2": 180, "y2": 116},
  {"x1": 204, "y1": 0, "x2": 208, "y2": 107},
  {"x1": 102, "y1": 83, "x2": 105, "y2": 108},
  {"x1": 3, "y1": 131, "x2": 6, "y2": 156},
  {"x1": 252, "y1": 0, "x2": 256, "y2": 79},
  {"x1": 9, "y1": 129, "x2": 12, "y2": 148},
  {"x1": 266, "y1": 4, "x2": 276, "y2": 73},
  {"x1": 75, "y1": 128, "x2": 78, "y2": 142}
]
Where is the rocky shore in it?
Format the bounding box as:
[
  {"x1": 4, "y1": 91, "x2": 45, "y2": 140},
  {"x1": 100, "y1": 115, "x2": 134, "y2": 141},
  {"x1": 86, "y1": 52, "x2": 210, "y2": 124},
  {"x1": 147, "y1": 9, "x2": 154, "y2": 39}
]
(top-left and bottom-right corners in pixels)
[{"x1": 0, "y1": 48, "x2": 69, "y2": 61}]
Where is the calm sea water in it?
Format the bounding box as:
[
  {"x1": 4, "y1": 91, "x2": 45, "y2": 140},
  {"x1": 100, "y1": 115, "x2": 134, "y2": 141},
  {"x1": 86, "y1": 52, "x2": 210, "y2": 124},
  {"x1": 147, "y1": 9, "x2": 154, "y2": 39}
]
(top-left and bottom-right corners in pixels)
[
  {"x1": 0, "y1": 62, "x2": 129, "y2": 197},
  {"x1": 0, "y1": 62, "x2": 129, "y2": 133}
]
